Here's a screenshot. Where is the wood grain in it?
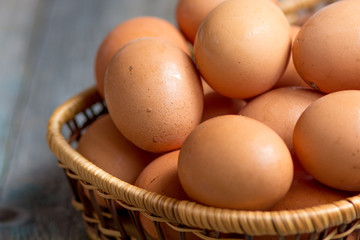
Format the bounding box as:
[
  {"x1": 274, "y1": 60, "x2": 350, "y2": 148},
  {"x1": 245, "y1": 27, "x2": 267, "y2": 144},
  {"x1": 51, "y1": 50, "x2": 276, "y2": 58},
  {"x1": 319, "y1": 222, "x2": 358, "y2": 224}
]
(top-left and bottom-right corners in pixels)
[{"x1": 0, "y1": 0, "x2": 178, "y2": 239}]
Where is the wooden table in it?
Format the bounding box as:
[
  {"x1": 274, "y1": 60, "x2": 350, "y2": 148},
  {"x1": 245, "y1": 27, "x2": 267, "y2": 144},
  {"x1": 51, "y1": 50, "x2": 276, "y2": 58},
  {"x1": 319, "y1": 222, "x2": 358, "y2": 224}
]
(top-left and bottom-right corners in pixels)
[{"x1": 0, "y1": 0, "x2": 177, "y2": 239}]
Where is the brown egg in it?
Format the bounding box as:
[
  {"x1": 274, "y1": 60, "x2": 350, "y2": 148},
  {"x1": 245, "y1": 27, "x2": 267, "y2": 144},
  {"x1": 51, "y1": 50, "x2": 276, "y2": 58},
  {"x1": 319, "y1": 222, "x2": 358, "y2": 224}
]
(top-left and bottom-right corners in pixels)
[
  {"x1": 193, "y1": 0, "x2": 291, "y2": 99},
  {"x1": 274, "y1": 25, "x2": 309, "y2": 88},
  {"x1": 95, "y1": 16, "x2": 190, "y2": 97},
  {"x1": 256, "y1": 168, "x2": 355, "y2": 240},
  {"x1": 105, "y1": 37, "x2": 203, "y2": 153},
  {"x1": 77, "y1": 114, "x2": 157, "y2": 207},
  {"x1": 293, "y1": 90, "x2": 360, "y2": 191},
  {"x1": 271, "y1": 169, "x2": 354, "y2": 211},
  {"x1": 135, "y1": 150, "x2": 199, "y2": 240},
  {"x1": 202, "y1": 80, "x2": 246, "y2": 121},
  {"x1": 175, "y1": 0, "x2": 226, "y2": 43},
  {"x1": 178, "y1": 115, "x2": 293, "y2": 210},
  {"x1": 239, "y1": 87, "x2": 324, "y2": 155},
  {"x1": 292, "y1": 0, "x2": 360, "y2": 93}
]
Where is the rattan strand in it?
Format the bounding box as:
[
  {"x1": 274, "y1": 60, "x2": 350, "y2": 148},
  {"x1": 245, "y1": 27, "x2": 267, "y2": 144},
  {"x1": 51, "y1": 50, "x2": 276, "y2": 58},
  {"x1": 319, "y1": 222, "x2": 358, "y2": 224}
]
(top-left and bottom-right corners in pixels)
[
  {"x1": 76, "y1": 201, "x2": 124, "y2": 239},
  {"x1": 97, "y1": 224, "x2": 122, "y2": 238},
  {"x1": 82, "y1": 212, "x2": 99, "y2": 224},
  {"x1": 79, "y1": 180, "x2": 100, "y2": 191},
  {"x1": 195, "y1": 232, "x2": 247, "y2": 240},
  {"x1": 72, "y1": 199, "x2": 84, "y2": 212},
  {"x1": 46, "y1": 86, "x2": 360, "y2": 238},
  {"x1": 330, "y1": 220, "x2": 360, "y2": 239}
]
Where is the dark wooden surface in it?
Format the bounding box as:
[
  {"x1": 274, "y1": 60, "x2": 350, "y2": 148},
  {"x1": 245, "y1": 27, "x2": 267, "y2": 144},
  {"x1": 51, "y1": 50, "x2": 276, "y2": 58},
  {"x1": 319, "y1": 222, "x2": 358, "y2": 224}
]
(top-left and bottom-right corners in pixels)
[{"x1": 0, "y1": 0, "x2": 178, "y2": 239}]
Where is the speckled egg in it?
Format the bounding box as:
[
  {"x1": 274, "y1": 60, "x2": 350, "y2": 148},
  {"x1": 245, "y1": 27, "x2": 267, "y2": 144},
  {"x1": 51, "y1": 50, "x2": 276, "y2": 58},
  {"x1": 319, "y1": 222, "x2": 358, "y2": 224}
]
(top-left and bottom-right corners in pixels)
[{"x1": 104, "y1": 37, "x2": 203, "y2": 153}]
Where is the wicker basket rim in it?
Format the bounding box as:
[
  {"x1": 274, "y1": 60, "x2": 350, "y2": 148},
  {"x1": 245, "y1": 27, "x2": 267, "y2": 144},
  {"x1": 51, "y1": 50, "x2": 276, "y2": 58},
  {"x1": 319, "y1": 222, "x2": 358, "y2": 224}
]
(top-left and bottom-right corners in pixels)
[{"x1": 46, "y1": 86, "x2": 360, "y2": 236}]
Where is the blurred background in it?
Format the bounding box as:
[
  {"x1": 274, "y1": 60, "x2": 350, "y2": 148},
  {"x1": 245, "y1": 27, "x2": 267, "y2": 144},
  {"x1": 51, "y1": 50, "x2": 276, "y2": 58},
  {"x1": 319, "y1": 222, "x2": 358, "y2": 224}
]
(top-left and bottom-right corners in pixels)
[{"x1": 0, "y1": 0, "x2": 177, "y2": 239}]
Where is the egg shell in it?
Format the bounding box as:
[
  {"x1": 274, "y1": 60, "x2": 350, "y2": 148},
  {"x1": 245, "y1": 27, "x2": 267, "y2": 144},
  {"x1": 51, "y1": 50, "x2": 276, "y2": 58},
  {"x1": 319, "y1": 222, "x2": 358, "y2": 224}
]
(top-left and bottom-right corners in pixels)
[
  {"x1": 104, "y1": 37, "x2": 204, "y2": 153},
  {"x1": 293, "y1": 90, "x2": 360, "y2": 191},
  {"x1": 178, "y1": 115, "x2": 293, "y2": 210},
  {"x1": 77, "y1": 114, "x2": 157, "y2": 207},
  {"x1": 257, "y1": 169, "x2": 356, "y2": 240},
  {"x1": 271, "y1": 169, "x2": 354, "y2": 211},
  {"x1": 274, "y1": 25, "x2": 309, "y2": 89},
  {"x1": 175, "y1": 0, "x2": 226, "y2": 43},
  {"x1": 135, "y1": 150, "x2": 187, "y2": 200},
  {"x1": 135, "y1": 150, "x2": 199, "y2": 240},
  {"x1": 292, "y1": 0, "x2": 360, "y2": 93},
  {"x1": 239, "y1": 86, "x2": 324, "y2": 155},
  {"x1": 193, "y1": 0, "x2": 291, "y2": 99},
  {"x1": 202, "y1": 80, "x2": 246, "y2": 122},
  {"x1": 95, "y1": 16, "x2": 190, "y2": 97}
]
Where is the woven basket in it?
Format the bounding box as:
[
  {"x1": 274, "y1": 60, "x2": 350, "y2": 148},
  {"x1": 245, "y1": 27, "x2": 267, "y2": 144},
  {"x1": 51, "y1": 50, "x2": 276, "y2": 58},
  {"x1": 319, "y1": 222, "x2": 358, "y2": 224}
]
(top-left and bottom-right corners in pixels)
[
  {"x1": 47, "y1": 86, "x2": 360, "y2": 240},
  {"x1": 46, "y1": 1, "x2": 360, "y2": 239}
]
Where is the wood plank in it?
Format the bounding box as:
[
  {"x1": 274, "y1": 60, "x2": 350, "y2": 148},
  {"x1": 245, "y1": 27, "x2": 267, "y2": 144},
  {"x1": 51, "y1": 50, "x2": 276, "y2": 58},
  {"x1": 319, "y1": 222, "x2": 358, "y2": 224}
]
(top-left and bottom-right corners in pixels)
[
  {"x1": 0, "y1": 0, "x2": 41, "y2": 197},
  {"x1": 0, "y1": 0, "x2": 179, "y2": 239}
]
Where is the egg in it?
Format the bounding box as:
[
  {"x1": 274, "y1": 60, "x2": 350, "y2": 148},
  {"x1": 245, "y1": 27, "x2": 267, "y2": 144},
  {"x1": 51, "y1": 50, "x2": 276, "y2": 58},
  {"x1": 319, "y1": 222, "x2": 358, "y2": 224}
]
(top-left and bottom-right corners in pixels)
[
  {"x1": 135, "y1": 150, "x2": 199, "y2": 240},
  {"x1": 292, "y1": 0, "x2": 360, "y2": 93},
  {"x1": 293, "y1": 90, "x2": 360, "y2": 191},
  {"x1": 77, "y1": 114, "x2": 157, "y2": 207},
  {"x1": 104, "y1": 37, "x2": 203, "y2": 153},
  {"x1": 253, "y1": 168, "x2": 354, "y2": 240},
  {"x1": 94, "y1": 16, "x2": 190, "y2": 97},
  {"x1": 271, "y1": 169, "x2": 354, "y2": 211},
  {"x1": 178, "y1": 115, "x2": 293, "y2": 210},
  {"x1": 239, "y1": 86, "x2": 324, "y2": 155},
  {"x1": 175, "y1": 0, "x2": 226, "y2": 43},
  {"x1": 193, "y1": 0, "x2": 291, "y2": 99},
  {"x1": 202, "y1": 80, "x2": 246, "y2": 122},
  {"x1": 274, "y1": 25, "x2": 309, "y2": 88},
  {"x1": 135, "y1": 150, "x2": 188, "y2": 201}
]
